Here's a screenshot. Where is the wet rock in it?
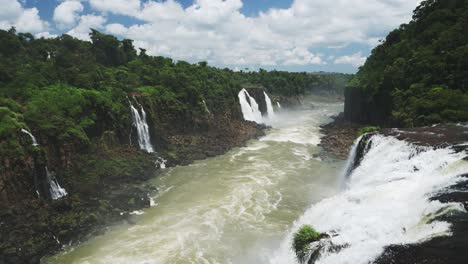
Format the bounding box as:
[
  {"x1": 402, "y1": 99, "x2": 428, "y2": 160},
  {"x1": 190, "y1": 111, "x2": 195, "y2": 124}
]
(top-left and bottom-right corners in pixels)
[{"x1": 319, "y1": 113, "x2": 363, "y2": 159}]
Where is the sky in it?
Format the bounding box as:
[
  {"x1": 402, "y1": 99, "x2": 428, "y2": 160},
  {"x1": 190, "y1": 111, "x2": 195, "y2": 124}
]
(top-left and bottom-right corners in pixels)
[{"x1": 0, "y1": 0, "x2": 422, "y2": 73}]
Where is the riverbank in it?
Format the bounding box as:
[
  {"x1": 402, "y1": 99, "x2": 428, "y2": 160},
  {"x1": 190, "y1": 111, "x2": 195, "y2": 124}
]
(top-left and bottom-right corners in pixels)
[{"x1": 318, "y1": 113, "x2": 362, "y2": 159}]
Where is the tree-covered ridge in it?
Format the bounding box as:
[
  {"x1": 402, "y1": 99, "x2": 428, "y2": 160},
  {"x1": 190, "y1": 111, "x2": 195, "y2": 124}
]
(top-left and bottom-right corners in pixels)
[
  {"x1": 0, "y1": 28, "x2": 350, "y2": 148},
  {"x1": 347, "y1": 0, "x2": 468, "y2": 127}
]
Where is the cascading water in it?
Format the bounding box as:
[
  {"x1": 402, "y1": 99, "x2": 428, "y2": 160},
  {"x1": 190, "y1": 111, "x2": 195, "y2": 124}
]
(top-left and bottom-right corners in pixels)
[
  {"x1": 46, "y1": 167, "x2": 67, "y2": 200},
  {"x1": 130, "y1": 101, "x2": 154, "y2": 153},
  {"x1": 238, "y1": 89, "x2": 276, "y2": 124},
  {"x1": 264, "y1": 91, "x2": 276, "y2": 120},
  {"x1": 238, "y1": 89, "x2": 263, "y2": 123},
  {"x1": 21, "y1": 128, "x2": 39, "y2": 146},
  {"x1": 272, "y1": 134, "x2": 468, "y2": 264},
  {"x1": 277, "y1": 102, "x2": 282, "y2": 109},
  {"x1": 338, "y1": 135, "x2": 363, "y2": 190}
]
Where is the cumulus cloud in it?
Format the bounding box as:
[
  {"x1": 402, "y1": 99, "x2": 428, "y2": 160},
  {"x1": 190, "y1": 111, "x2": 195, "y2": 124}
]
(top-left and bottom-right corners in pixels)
[
  {"x1": 1, "y1": 0, "x2": 422, "y2": 70},
  {"x1": 98, "y1": 0, "x2": 420, "y2": 68},
  {"x1": 0, "y1": 0, "x2": 48, "y2": 33},
  {"x1": 89, "y1": 0, "x2": 141, "y2": 16},
  {"x1": 53, "y1": 0, "x2": 84, "y2": 29},
  {"x1": 105, "y1": 23, "x2": 127, "y2": 36},
  {"x1": 334, "y1": 52, "x2": 367, "y2": 67},
  {"x1": 67, "y1": 14, "x2": 106, "y2": 41}
]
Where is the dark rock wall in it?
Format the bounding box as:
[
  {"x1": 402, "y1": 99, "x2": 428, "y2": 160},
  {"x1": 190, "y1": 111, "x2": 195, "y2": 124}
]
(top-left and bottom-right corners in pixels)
[{"x1": 344, "y1": 87, "x2": 393, "y2": 126}]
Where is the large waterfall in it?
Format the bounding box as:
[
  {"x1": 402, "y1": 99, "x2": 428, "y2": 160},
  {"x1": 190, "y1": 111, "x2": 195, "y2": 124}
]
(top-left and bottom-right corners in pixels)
[
  {"x1": 130, "y1": 101, "x2": 154, "y2": 153},
  {"x1": 238, "y1": 89, "x2": 263, "y2": 123},
  {"x1": 21, "y1": 129, "x2": 39, "y2": 146},
  {"x1": 46, "y1": 167, "x2": 68, "y2": 200},
  {"x1": 238, "y1": 89, "x2": 276, "y2": 124},
  {"x1": 272, "y1": 134, "x2": 468, "y2": 264}
]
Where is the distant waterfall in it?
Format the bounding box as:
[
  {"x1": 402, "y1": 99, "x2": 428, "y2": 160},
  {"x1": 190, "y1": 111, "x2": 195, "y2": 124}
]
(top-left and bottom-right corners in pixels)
[
  {"x1": 277, "y1": 102, "x2": 282, "y2": 109},
  {"x1": 238, "y1": 89, "x2": 263, "y2": 123},
  {"x1": 238, "y1": 89, "x2": 277, "y2": 124},
  {"x1": 46, "y1": 167, "x2": 67, "y2": 200},
  {"x1": 21, "y1": 129, "x2": 38, "y2": 146},
  {"x1": 130, "y1": 101, "x2": 154, "y2": 153},
  {"x1": 264, "y1": 91, "x2": 276, "y2": 120}
]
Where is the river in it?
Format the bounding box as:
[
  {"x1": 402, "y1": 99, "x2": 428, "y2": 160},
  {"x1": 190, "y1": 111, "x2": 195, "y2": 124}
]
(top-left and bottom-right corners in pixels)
[{"x1": 45, "y1": 96, "x2": 346, "y2": 264}]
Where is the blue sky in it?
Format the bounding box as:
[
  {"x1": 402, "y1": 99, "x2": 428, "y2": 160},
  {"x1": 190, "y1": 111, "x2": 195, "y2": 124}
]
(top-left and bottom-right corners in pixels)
[{"x1": 1, "y1": 0, "x2": 422, "y2": 73}]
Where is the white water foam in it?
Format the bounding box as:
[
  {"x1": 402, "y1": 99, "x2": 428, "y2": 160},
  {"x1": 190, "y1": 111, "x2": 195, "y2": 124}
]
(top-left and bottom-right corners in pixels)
[{"x1": 271, "y1": 135, "x2": 468, "y2": 264}]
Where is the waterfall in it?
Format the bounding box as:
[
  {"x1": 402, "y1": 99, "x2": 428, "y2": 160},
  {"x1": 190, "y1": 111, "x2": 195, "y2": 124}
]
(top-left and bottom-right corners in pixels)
[
  {"x1": 21, "y1": 129, "x2": 39, "y2": 146},
  {"x1": 238, "y1": 89, "x2": 263, "y2": 124},
  {"x1": 46, "y1": 167, "x2": 67, "y2": 200},
  {"x1": 339, "y1": 135, "x2": 363, "y2": 189},
  {"x1": 264, "y1": 91, "x2": 276, "y2": 120},
  {"x1": 272, "y1": 134, "x2": 468, "y2": 264},
  {"x1": 277, "y1": 102, "x2": 282, "y2": 109},
  {"x1": 130, "y1": 101, "x2": 154, "y2": 153},
  {"x1": 202, "y1": 100, "x2": 211, "y2": 114}
]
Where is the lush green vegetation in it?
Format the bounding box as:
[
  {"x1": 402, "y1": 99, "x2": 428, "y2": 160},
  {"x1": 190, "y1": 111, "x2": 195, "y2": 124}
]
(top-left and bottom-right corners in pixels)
[
  {"x1": 347, "y1": 0, "x2": 468, "y2": 127},
  {"x1": 358, "y1": 126, "x2": 381, "y2": 136},
  {"x1": 292, "y1": 225, "x2": 323, "y2": 263},
  {"x1": 0, "y1": 27, "x2": 350, "y2": 150}
]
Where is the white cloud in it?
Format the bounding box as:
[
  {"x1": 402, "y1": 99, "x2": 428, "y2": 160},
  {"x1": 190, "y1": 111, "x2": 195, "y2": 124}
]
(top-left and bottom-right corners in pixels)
[
  {"x1": 67, "y1": 14, "x2": 106, "y2": 41},
  {"x1": 53, "y1": 0, "x2": 84, "y2": 29},
  {"x1": 0, "y1": 0, "x2": 48, "y2": 33},
  {"x1": 89, "y1": 0, "x2": 141, "y2": 16},
  {"x1": 334, "y1": 52, "x2": 367, "y2": 67},
  {"x1": 1, "y1": 0, "x2": 422, "y2": 70},
  {"x1": 99, "y1": 0, "x2": 421, "y2": 68},
  {"x1": 35, "y1": 31, "x2": 58, "y2": 39},
  {"x1": 106, "y1": 23, "x2": 127, "y2": 36}
]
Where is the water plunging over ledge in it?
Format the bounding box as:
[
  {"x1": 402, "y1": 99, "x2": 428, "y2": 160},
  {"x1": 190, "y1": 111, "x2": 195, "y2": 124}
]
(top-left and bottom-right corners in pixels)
[{"x1": 130, "y1": 100, "x2": 154, "y2": 153}]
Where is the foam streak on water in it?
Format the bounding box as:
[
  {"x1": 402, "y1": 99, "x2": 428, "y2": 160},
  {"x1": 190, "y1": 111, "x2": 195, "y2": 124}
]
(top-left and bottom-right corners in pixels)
[{"x1": 271, "y1": 135, "x2": 468, "y2": 264}]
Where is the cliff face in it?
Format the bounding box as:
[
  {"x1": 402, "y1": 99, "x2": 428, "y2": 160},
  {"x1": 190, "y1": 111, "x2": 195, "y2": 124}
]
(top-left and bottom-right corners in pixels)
[{"x1": 343, "y1": 86, "x2": 394, "y2": 125}]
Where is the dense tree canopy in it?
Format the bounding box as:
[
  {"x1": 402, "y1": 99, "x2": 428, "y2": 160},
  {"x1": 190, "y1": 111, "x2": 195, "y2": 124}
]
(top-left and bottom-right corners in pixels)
[
  {"x1": 347, "y1": 0, "x2": 468, "y2": 127},
  {"x1": 0, "y1": 28, "x2": 349, "y2": 148}
]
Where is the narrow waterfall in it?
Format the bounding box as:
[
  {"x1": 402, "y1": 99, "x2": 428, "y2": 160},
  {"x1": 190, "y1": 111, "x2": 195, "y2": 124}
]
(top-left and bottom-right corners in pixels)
[
  {"x1": 264, "y1": 91, "x2": 276, "y2": 120},
  {"x1": 130, "y1": 101, "x2": 154, "y2": 153},
  {"x1": 46, "y1": 167, "x2": 67, "y2": 200},
  {"x1": 202, "y1": 100, "x2": 211, "y2": 114},
  {"x1": 21, "y1": 129, "x2": 39, "y2": 146},
  {"x1": 238, "y1": 89, "x2": 263, "y2": 124},
  {"x1": 277, "y1": 102, "x2": 282, "y2": 109},
  {"x1": 272, "y1": 134, "x2": 468, "y2": 264},
  {"x1": 339, "y1": 135, "x2": 363, "y2": 189}
]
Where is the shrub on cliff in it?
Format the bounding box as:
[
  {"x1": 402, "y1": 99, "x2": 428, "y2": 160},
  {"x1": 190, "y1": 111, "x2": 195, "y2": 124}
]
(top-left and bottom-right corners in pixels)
[
  {"x1": 292, "y1": 225, "x2": 323, "y2": 263},
  {"x1": 358, "y1": 126, "x2": 381, "y2": 136}
]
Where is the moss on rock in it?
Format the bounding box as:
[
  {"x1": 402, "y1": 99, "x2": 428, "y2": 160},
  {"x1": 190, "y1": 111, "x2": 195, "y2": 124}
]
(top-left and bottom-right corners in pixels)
[{"x1": 292, "y1": 225, "x2": 325, "y2": 263}]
